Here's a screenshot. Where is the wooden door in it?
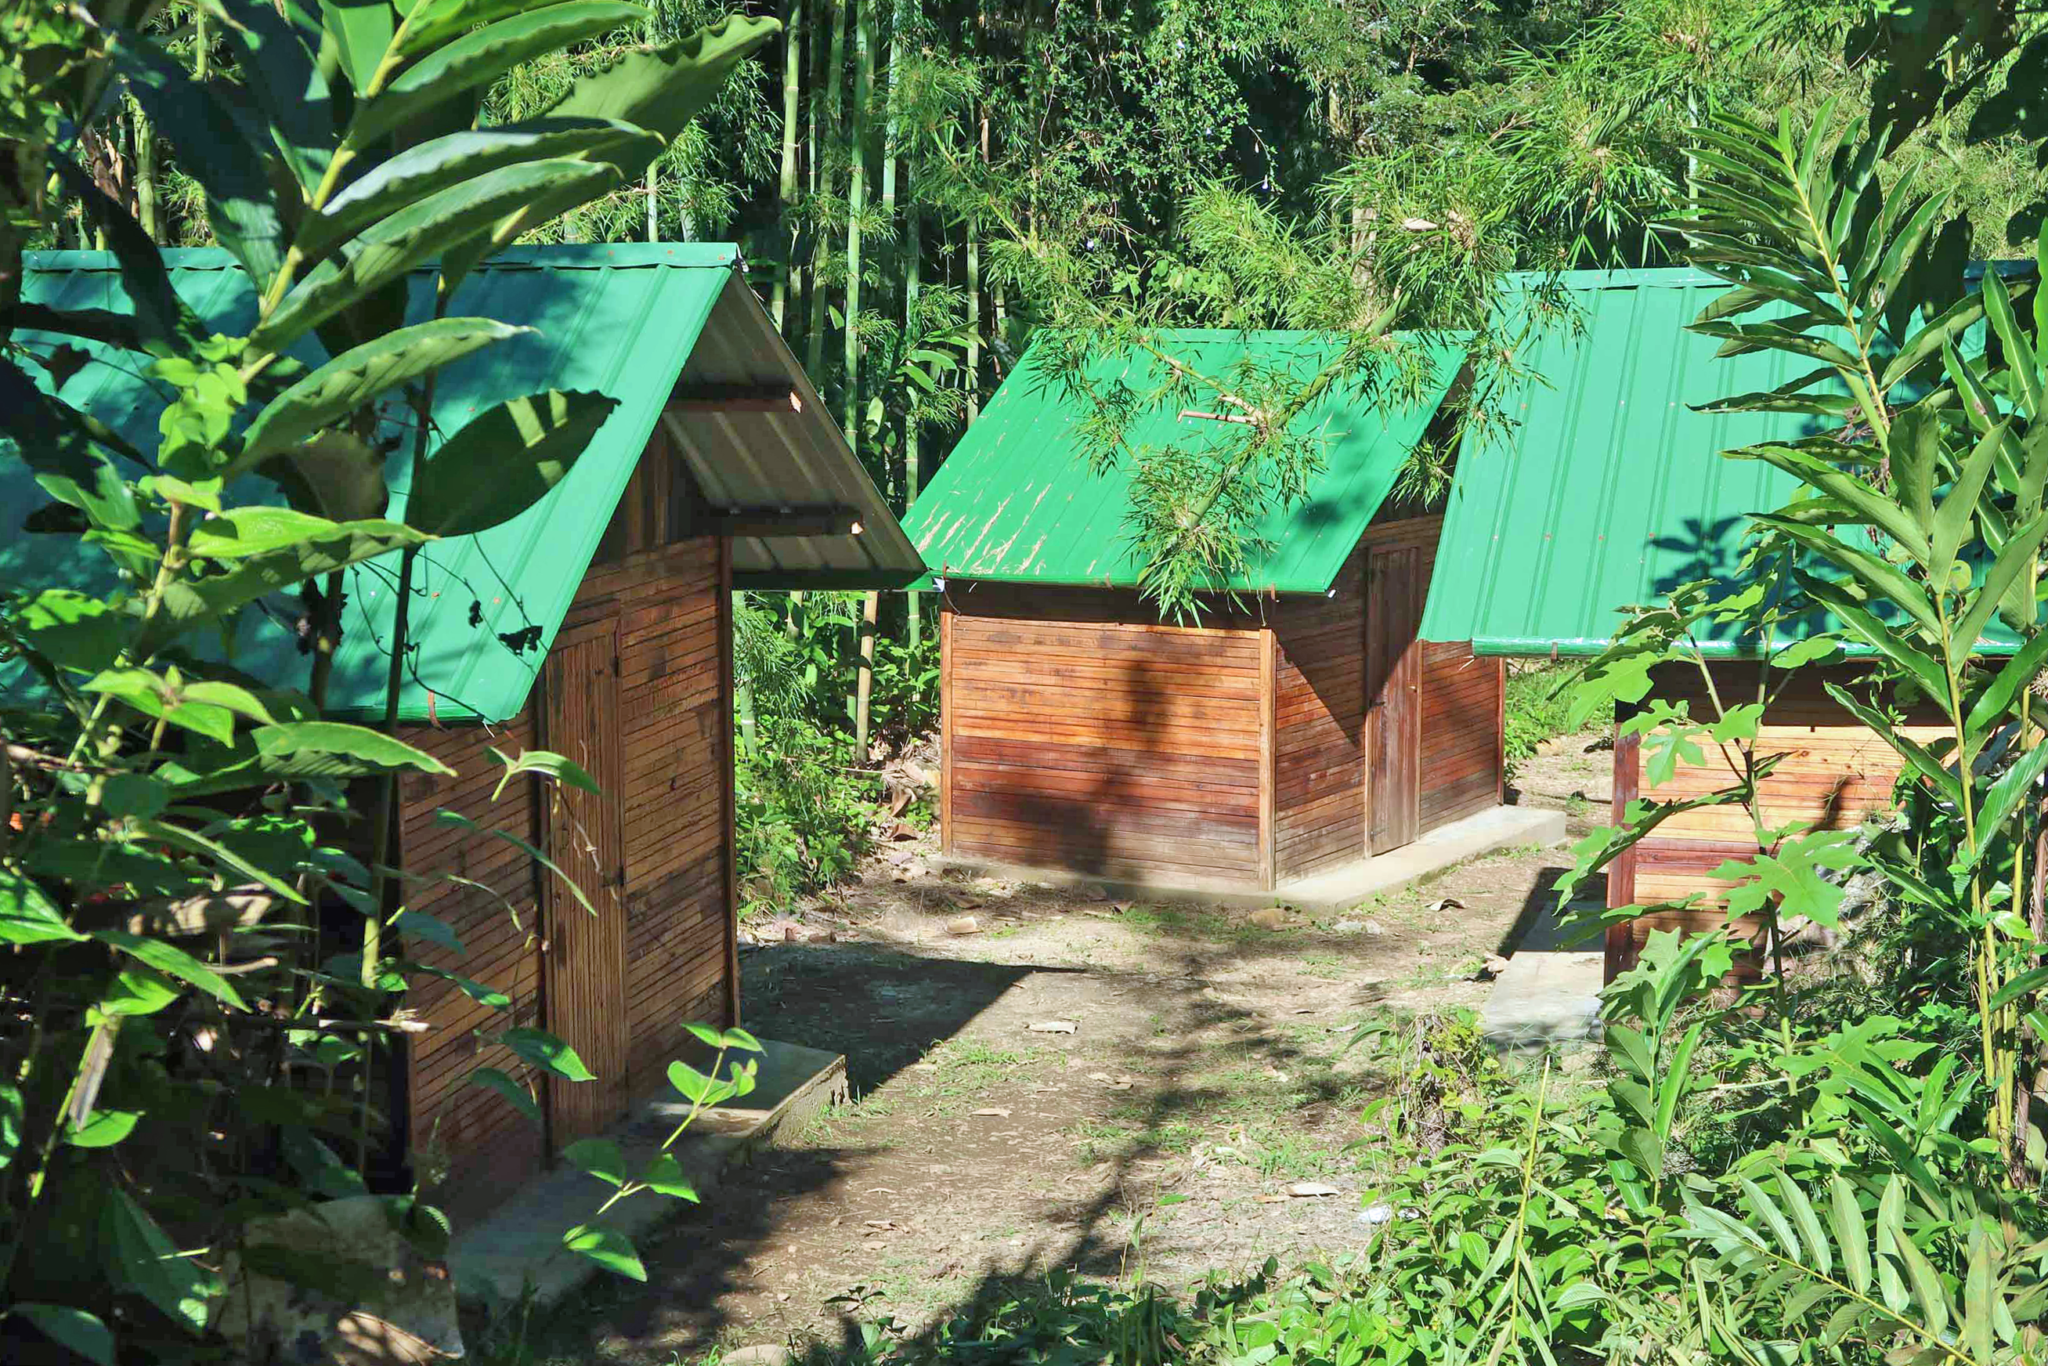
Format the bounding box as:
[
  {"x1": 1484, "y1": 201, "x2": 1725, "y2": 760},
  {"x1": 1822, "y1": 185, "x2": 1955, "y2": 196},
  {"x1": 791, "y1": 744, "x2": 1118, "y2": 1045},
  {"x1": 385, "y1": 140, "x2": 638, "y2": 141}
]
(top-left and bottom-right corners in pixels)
[
  {"x1": 1365, "y1": 544, "x2": 1424, "y2": 854},
  {"x1": 541, "y1": 623, "x2": 629, "y2": 1148}
]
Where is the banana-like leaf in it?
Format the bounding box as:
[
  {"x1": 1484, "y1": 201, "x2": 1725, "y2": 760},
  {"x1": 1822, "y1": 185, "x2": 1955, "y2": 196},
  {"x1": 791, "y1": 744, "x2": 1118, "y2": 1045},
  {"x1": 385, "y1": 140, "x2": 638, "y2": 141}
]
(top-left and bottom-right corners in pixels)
[
  {"x1": 1753, "y1": 515, "x2": 1941, "y2": 637},
  {"x1": 137, "y1": 519, "x2": 433, "y2": 655},
  {"x1": 348, "y1": 3, "x2": 649, "y2": 146},
  {"x1": 1889, "y1": 401, "x2": 1938, "y2": 537},
  {"x1": 252, "y1": 721, "x2": 455, "y2": 775},
  {"x1": 1865, "y1": 188, "x2": 1952, "y2": 310},
  {"x1": 1964, "y1": 630, "x2": 2048, "y2": 733},
  {"x1": 206, "y1": 0, "x2": 336, "y2": 191},
  {"x1": 399, "y1": 0, "x2": 616, "y2": 53},
  {"x1": 2016, "y1": 420, "x2": 2048, "y2": 523},
  {"x1": 405, "y1": 390, "x2": 617, "y2": 536},
  {"x1": 112, "y1": 27, "x2": 289, "y2": 289},
  {"x1": 1930, "y1": 417, "x2": 2005, "y2": 579},
  {"x1": 432, "y1": 162, "x2": 632, "y2": 297},
  {"x1": 1792, "y1": 571, "x2": 1949, "y2": 697},
  {"x1": 1961, "y1": 740, "x2": 2048, "y2": 874},
  {"x1": 234, "y1": 317, "x2": 529, "y2": 471},
  {"x1": 253, "y1": 159, "x2": 615, "y2": 352},
  {"x1": 540, "y1": 13, "x2": 782, "y2": 178},
  {"x1": 1692, "y1": 317, "x2": 1862, "y2": 373},
  {"x1": 1823, "y1": 682, "x2": 1964, "y2": 808},
  {"x1": 1880, "y1": 289, "x2": 1989, "y2": 393},
  {"x1": 1984, "y1": 272, "x2": 2041, "y2": 421},
  {"x1": 1953, "y1": 507, "x2": 2048, "y2": 650},
  {"x1": 297, "y1": 119, "x2": 660, "y2": 259},
  {"x1": 1750, "y1": 446, "x2": 1932, "y2": 565}
]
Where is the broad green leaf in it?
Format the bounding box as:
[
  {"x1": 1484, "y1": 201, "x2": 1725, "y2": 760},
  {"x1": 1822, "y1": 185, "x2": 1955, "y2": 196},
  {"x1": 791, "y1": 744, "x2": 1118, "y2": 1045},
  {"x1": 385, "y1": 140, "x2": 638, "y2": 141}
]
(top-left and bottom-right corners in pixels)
[
  {"x1": 1776, "y1": 1172, "x2": 1830, "y2": 1277},
  {"x1": 99, "y1": 968, "x2": 181, "y2": 1017},
  {"x1": 562, "y1": 1222, "x2": 645, "y2": 1280},
  {"x1": 320, "y1": 0, "x2": 396, "y2": 92},
  {"x1": 1965, "y1": 630, "x2": 2048, "y2": 732},
  {"x1": 469, "y1": 1065, "x2": 541, "y2": 1123},
  {"x1": 0, "y1": 868, "x2": 83, "y2": 945},
  {"x1": 502, "y1": 1027, "x2": 594, "y2": 1081},
  {"x1": 1965, "y1": 1221, "x2": 1996, "y2": 1362},
  {"x1": 1991, "y1": 963, "x2": 2048, "y2": 1011},
  {"x1": 138, "y1": 520, "x2": 434, "y2": 655},
  {"x1": 1792, "y1": 572, "x2": 1948, "y2": 697},
  {"x1": 254, "y1": 159, "x2": 617, "y2": 352},
  {"x1": 1739, "y1": 1176, "x2": 1802, "y2": 1261},
  {"x1": 1896, "y1": 1219, "x2": 1950, "y2": 1339},
  {"x1": 540, "y1": 13, "x2": 782, "y2": 179},
  {"x1": 1748, "y1": 448, "x2": 1930, "y2": 565},
  {"x1": 0, "y1": 363, "x2": 148, "y2": 507},
  {"x1": 1962, "y1": 740, "x2": 2048, "y2": 873},
  {"x1": 490, "y1": 747, "x2": 602, "y2": 799},
  {"x1": 1882, "y1": 288, "x2": 1988, "y2": 392},
  {"x1": 299, "y1": 120, "x2": 661, "y2": 258},
  {"x1": 111, "y1": 28, "x2": 287, "y2": 288},
  {"x1": 722, "y1": 1027, "x2": 763, "y2": 1053},
  {"x1": 92, "y1": 930, "x2": 249, "y2": 1010},
  {"x1": 564, "y1": 1137, "x2": 626, "y2": 1186},
  {"x1": 349, "y1": 3, "x2": 650, "y2": 145},
  {"x1": 45, "y1": 159, "x2": 206, "y2": 354},
  {"x1": 392, "y1": 910, "x2": 464, "y2": 954},
  {"x1": 7, "y1": 1305, "x2": 116, "y2": 1366},
  {"x1": 235, "y1": 318, "x2": 528, "y2": 469},
  {"x1": 1890, "y1": 401, "x2": 1938, "y2": 534},
  {"x1": 640, "y1": 1152, "x2": 698, "y2": 1200},
  {"x1": 253, "y1": 722, "x2": 455, "y2": 775},
  {"x1": 1754, "y1": 516, "x2": 1940, "y2": 634},
  {"x1": 101, "y1": 1189, "x2": 215, "y2": 1333},
  {"x1": 69, "y1": 1109, "x2": 143, "y2": 1148},
  {"x1": 406, "y1": 390, "x2": 616, "y2": 535},
  {"x1": 407, "y1": 964, "x2": 511, "y2": 1009},
  {"x1": 1931, "y1": 418, "x2": 2006, "y2": 579},
  {"x1": 1831, "y1": 1176, "x2": 1870, "y2": 1294},
  {"x1": 1823, "y1": 683, "x2": 1963, "y2": 808},
  {"x1": 206, "y1": 0, "x2": 335, "y2": 189},
  {"x1": 132, "y1": 819, "x2": 307, "y2": 906},
  {"x1": 1954, "y1": 508, "x2": 2048, "y2": 650},
  {"x1": 0, "y1": 1083, "x2": 22, "y2": 1167}
]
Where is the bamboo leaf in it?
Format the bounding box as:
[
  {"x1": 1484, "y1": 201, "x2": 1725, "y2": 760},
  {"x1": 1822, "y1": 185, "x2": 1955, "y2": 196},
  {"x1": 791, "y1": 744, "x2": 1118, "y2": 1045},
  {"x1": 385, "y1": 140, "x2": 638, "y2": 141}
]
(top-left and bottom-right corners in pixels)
[
  {"x1": 1824, "y1": 682, "x2": 1963, "y2": 807},
  {"x1": 1749, "y1": 447, "x2": 1931, "y2": 564},
  {"x1": 5, "y1": 1305, "x2": 115, "y2": 1366},
  {"x1": 1831, "y1": 1176, "x2": 1871, "y2": 1294},
  {"x1": 1962, "y1": 739, "x2": 2048, "y2": 874},
  {"x1": 1777, "y1": 1171, "x2": 1831, "y2": 1277},
  {"x1": 432, "y1": 810, "x2": 594, "y2": 916},
  {"x1": 1882, "y1": 289, "x2": 1989, "y2": 393},
  {"x1": 254, "y1": 722, "x2": 455, "y2": 775},
  {"x1": 1887, "y1": 401, "x2": 1937, "y2": 537},
  {"x1": 1932, "y1": 419, "x2": 2009, "y2": 581},
  {"x1": 1966, "y1": 630, "x2": 2048, "y2": 732},
  {"x1": 1895, "y1": 1220, "x2": 1950, "y2": 1340},
  {"x1": 101, "y1": 1190, "x2": 214, "y2": 1333},
  {"x1": 1965, "y1": 1221, "x2": 1995, "y2": 1363},
  {"x1": 1739, "y1": 1176, "x2": 1802, "y2": 1261}
]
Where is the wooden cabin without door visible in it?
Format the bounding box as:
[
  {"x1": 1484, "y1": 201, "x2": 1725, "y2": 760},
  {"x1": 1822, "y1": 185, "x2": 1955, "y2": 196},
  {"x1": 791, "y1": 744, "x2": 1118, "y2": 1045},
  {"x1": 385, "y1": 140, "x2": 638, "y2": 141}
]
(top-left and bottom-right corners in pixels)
[
  {"x1": 906, "y1": 332, "x2": 1506, "y2": 893},
  {"x1": 10, "y1": 245, "x2": 923, "y2": 1220},
  {"x1": 1418, "y1": 267, "x2": 1995, "y2": 981}
]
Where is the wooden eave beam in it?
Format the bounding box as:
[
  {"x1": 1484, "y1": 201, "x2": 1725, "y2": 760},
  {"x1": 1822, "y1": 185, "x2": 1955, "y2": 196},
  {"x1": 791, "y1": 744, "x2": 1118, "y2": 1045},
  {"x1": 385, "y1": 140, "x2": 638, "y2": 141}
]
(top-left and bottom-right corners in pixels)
[
  {"x1": 668, "y1": 384, "x2": 803, "y2": 414},
  {"x1": 704, "y1": 503, "x2": 862, "y2": 539}
]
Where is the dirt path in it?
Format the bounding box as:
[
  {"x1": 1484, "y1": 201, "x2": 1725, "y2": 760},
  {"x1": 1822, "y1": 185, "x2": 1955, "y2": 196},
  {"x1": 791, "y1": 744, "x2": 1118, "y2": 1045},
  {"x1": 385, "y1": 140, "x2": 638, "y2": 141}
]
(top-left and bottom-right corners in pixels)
[{"x1": 499, "y1": 816, "x2": 1589, "y2": 1364}]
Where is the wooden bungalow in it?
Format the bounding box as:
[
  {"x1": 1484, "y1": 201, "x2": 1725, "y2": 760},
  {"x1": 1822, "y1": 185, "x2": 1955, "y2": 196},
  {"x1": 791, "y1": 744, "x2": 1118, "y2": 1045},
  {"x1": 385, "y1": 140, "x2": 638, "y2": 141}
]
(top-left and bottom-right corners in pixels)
[
  {"x1": 901, "y1": 332, "x2": 1507, "y2": 893},
  {"x1": 11, "y1": 244, "x2": 923, "y2": 1218},
  {"x1": 1417, "y1": 267, "x2": 1968, "y2": 981}
]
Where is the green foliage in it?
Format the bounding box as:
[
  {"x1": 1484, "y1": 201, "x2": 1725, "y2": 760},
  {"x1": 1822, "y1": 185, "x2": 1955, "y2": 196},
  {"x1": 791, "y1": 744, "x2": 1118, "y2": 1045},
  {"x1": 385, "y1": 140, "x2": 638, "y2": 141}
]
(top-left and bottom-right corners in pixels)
[{"x1": 1501, "y1": 664, "x2": 1582, "y2": 778}]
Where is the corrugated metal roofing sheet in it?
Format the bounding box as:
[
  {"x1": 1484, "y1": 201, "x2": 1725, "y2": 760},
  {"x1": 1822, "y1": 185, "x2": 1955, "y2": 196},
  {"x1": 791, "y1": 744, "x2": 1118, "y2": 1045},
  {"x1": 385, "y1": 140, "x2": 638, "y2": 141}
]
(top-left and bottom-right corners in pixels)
[
  {"x1": 1417, "y1": 267, "x2": 2015, "y2": 657},
  {"x1": 7, "y1": 244, "x2": 919, "y2": 723},
  {"x1": 902, "y1": 330, "x2": 1467, "y2": 594}
]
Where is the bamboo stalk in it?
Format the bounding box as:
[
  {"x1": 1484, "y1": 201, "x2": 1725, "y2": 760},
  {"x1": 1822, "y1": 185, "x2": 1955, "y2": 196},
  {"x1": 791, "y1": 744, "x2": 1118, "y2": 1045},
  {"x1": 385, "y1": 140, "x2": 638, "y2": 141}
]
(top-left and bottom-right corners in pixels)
[
  {"x1": 807, "y1": 0, "x2": 847, "y2": 383},
  {"x1": 854, "y1": 589, "x2": 879, "y2": 754},
  {"x1": 772, "y1": 0, "x2": 802, "y2": 333},
  {"x1": 843, "y1": 0, "x2": 872, "y2": 452},
  {"x1": 131, "y1": 99, "x2": 159, "y2": 241}
]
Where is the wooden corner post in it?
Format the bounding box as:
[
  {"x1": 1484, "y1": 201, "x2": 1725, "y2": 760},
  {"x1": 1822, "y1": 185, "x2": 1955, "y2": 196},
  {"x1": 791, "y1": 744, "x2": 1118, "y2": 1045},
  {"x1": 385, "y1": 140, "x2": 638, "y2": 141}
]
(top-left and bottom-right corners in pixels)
[{"x1": 1258, "y1": 626, "x2": 1278, "y2": 891}]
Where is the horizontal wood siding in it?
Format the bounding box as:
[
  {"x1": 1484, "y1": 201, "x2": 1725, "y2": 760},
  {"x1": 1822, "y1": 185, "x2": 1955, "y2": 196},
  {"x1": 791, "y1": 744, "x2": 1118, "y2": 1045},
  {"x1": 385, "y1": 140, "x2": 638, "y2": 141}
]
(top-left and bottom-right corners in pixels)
[
  {"x1": 1612, "y1": 662, "x2": 1944, "y2": 965},
  {"x1": 569, "y1": 533, "x2": 734, "y2": 1095},
  {"x1": 1272, "y1": 548, "x2": 1365, "y2": 880},
  {"x1": 943, "y1": 583, "x2": 1266, "y2": 886},
  {"x1": 398, "y1": 719, "x2": 545, "y2": 1224}
]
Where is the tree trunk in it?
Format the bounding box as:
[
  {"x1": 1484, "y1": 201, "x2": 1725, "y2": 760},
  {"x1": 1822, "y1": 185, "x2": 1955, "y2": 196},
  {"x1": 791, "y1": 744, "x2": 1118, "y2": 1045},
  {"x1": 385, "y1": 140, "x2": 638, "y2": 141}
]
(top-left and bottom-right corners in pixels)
[
  {"x1": 734, "y1": 594, "x2": 759, "y2": 756},
  {"x1": 772, "y1": 0, "x2": 802, "y2": 333},
  {"x1": 843, "y1": 0, "x2": 872, "y2": 453}
]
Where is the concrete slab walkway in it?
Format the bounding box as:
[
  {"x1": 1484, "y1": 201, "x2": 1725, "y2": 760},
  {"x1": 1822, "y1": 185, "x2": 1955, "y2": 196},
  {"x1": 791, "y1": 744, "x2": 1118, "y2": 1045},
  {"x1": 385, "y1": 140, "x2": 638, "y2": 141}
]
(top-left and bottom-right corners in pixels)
[
  {"x1": 1481, "y1": 896, "x2": 1605, "y2": 1057},
  {"x1": 935, "y1": 804, "x2": 1569, "y2": 913},
  {"x1": 448, "y1": 1038, "x2": 846, "y2": 1311}
]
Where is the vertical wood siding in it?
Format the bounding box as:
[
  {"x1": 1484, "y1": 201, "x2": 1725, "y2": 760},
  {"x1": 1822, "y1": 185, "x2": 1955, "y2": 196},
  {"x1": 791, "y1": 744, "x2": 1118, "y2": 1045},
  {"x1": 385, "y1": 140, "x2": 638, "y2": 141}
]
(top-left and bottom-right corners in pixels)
[
  {"x1": 1608, "y1": 661, "x2": 1944, "y2": 972},
  {"x1": 400, "y1": 434, "x2": 734, "y2": 1215},
  {"x1": 940, "y1": 584, "x2": 1266, "y2": 886},
  {"x1": 1419, "y1": 640, "x2": 1505, "y2": 832},
  {"x1": 397, "y1": 718, "x2": 546, "y2": 1225}
]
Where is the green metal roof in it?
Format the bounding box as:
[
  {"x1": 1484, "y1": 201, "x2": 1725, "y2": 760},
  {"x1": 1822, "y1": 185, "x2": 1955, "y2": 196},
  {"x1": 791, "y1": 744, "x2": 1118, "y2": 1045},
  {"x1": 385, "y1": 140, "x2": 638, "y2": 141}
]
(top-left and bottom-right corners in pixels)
[
  {"x1": 1417, "y1": 267, "x2": 2015, "y2": 658},
  {"x1": 902, "y1": 330, "x2": 1468, "y2": 593},
  {"x1": 7, "y1": 244, "x2": 920, "y2": 723}
]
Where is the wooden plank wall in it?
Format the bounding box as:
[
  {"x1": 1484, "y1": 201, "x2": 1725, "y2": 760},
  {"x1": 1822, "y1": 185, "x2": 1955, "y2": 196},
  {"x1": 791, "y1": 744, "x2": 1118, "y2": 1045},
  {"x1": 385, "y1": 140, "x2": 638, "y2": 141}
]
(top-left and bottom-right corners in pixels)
[
  {"x1": 1608, "y1": 661, "x2": 1944, "y2": 968},
  {"x1": 399, "y1": 431, "x2": 733, "y2": 1218},
  {"x1": 573, "y1": 447, "x2": 735, "y2": 1089},
  {"x1": 941, "y1": 583, "x2": 1268, "y2": 887},
  {"x1": 1272, "y1": 548, "x2": 1365, "y2": 880},
  {"x1": 397, "y1": 718, "x2": 546, "y2": 1225}
]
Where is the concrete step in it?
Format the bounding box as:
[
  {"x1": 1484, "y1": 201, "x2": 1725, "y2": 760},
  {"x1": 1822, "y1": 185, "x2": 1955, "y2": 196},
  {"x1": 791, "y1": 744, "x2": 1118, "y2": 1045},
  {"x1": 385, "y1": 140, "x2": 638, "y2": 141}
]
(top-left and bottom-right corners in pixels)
[{"x1": 447, "y1": 1038, "x2": 846, "y2": 1311}]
